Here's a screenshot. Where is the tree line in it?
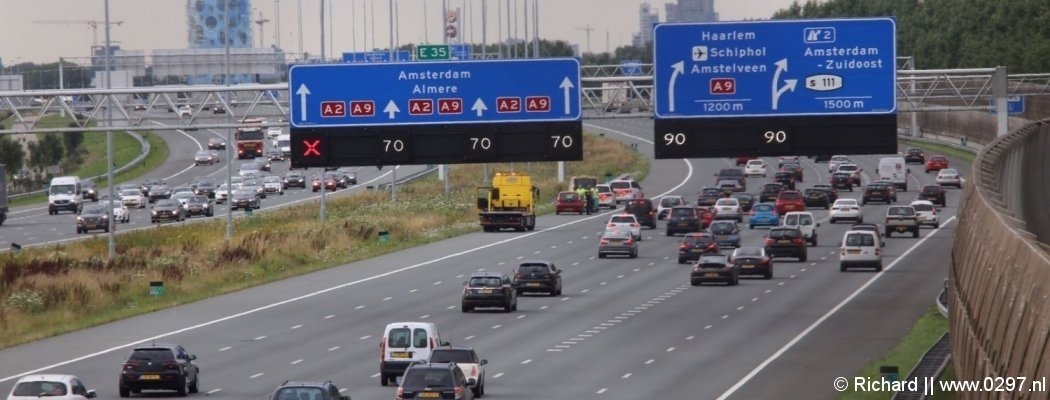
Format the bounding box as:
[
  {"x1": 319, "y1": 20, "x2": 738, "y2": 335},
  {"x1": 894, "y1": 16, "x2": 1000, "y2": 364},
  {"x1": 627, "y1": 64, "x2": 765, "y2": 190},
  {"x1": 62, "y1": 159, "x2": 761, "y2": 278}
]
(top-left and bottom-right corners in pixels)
[{"x1": 772, "y1": 0, "x2": 1050, "y2": 73}]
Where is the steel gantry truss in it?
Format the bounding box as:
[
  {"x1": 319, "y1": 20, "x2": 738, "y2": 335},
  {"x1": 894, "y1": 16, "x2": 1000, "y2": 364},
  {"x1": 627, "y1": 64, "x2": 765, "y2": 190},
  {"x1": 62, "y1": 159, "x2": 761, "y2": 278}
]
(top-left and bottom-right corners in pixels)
[{"x1": 1, "y1": 64, "x2": 1050, "y2": 135}]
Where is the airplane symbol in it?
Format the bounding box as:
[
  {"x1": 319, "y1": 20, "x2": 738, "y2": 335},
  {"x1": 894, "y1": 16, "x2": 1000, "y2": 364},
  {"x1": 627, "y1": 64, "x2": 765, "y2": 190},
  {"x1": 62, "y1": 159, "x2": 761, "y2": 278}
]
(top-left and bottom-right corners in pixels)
[{"x1": 691, "y1": 46, "x2": 708, "y2": 62}]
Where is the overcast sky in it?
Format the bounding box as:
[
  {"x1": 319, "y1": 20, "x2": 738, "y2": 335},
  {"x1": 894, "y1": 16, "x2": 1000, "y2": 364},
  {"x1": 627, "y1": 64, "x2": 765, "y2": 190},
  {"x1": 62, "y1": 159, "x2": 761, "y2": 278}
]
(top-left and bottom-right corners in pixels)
[{"x1": 0, "y1": 0, "x2": 799, "y2": 64}]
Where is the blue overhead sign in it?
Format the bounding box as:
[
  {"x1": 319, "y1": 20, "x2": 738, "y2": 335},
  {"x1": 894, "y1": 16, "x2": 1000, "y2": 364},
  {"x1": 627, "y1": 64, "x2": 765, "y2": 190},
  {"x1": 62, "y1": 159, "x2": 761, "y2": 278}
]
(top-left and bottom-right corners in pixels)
[
  {"x1": 653, "y1": 18, "x2": 897, "y2": 119},
  {"x1": 342, "y1": 51, "x2": 412, "y2": 63},
  {"x1": 620, "y1": 60, "x2": 643, "y2": 76},
  {"x1": 289, "y1": 58, "x2": 581, "y2": 128},
  {"x1": 988, "y1": 95, "x2": 1025, "y2": 115},
  {"x1": 450, "y1": 44, "x2": 472, "y2": 60}
]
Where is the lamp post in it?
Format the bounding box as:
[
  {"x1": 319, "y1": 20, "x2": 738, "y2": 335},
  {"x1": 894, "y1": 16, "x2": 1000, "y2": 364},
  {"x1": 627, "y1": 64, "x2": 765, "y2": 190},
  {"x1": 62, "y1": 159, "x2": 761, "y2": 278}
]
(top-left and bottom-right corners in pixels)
[
  {"x1": 104, "y1": 0, "x2": 116, "y2": 261},
  {"x1": 225, "y1": 0, "x2": 234, "y2": 242}
]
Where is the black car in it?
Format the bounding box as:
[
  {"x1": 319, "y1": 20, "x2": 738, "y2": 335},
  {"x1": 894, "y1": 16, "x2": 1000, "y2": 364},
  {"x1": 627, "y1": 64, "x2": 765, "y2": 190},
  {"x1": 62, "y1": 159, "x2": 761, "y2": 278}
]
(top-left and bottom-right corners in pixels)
[
  {"x1": 398, "y1": 363, "x2": 475, "y2": 400},
  {"x1": 830, "y1": 172, "x2": 854, "y2": 191},
  {"x1": 212, "y1": 105, "x2": 226, "y2": 114},
  {"x1": 714, "y1": 168, "x2": 747, "y2": 191},
  {"x1": 429, "y1": 346, "x2": 488, "y2": 397},
  {"x1": 919, "y1": 184, "x2": 947, "y2": 207},
  {"x1": 677, "y1": 232, "x2": 719, "y2": 264},
  {"x1": 732, "y1": 247, "x2": 773, "y2": 279},
  {"x1": 697, "y1": 187, "x2": 723, "y2": 206},
  {"x1": 147, "y1": 185, "x2": 173, "y2": 203},
  {"x1": 151, "y1": 199, "x2": 186, "y2": 223},
  {"x1": 207, "y1": 137, "x2": 226, "y2": 150},
  {"x1": 329, "y1": 171, "x2": 350, "y2": 189},
  {"x1": 773, "y1": 171, "x2": 796, "y2": 190},
  {"x1": 194, "y1": 181, "x2": 217, "y2": 198},
  {"x1": 812, "y1": 184, "x2": 838, "y2": 203},
  {"x1": 862, "y1": 183, "x2": 894, "y2": 205},
  {"x1": 336, "y1": 167, "x2": 359, "y2": 185},
  {"x1": 255, "y1": 158, "x2": 272, "y2": 172},
  {"x1": 76, "y1": 205, "x2": 110, "y2": 234},
  {"x1": 803, "y1": 188, "x2": 831, "y2": 209},
  {"x1": 759, "y1": 183, "x2": 784, "y2": 203},
  {"x1": 230, "y1": 189, "x2": 261, "y2": 210},
  {"x1": 666, "y1": 206, "x2": 702, "y2": 236},
  {"x1": 811, "y1": 154, "x2": 832, "y2": 162},
  {"x1": 269, "y1": 380, "x2": 350, "y2": 400},
  {"x1": 140, "y1": 179, "x2": 164, "y2": 196},
  {"x1": 118, "y1": 343, "x2": 200, "y2": 397},
  {"x1": 81, "y1": 180, "x2": 99, "y2": 202},
  {"x1": 267, "y1": 150, "x2": 285, "y2": 162},
  {"x1": 904, "y1": 147, "x2": 926, "y2": 164},
  {"x1": 690, "y1": 254, "x2": 739, "y2": 286},
  {"x1": 461, "y1": 272, "x2": 517, "y2": 312},
  {"x1": 780, "y1": 163, "x2": 804, "y2": 182},
  {"x1": 730, "y1": 193, "x2": 755, "y2": 213},
  {"x1": 513, "y1": 260, "x2": 562, "y2": 296},
  {"x1": 283, "y1": 171, "x2": 307, "y2": 188},
  {"x1": 624, "y1": 198, "x2": 657, "y2": 229},
  {"x1": 185, "y1": 195, "x2": 214, "y2": 217},
  {"x1": 764, "y1": 227, "x2": 808, "y2": 262}
]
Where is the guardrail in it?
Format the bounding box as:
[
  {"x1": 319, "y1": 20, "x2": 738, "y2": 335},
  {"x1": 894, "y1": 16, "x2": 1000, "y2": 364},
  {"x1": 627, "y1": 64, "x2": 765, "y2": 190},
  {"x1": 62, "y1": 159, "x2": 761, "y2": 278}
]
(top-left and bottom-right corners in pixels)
[
  {"x1": 950, "y1": 118, "x2": 1050, "y2": 400},
  {"x1": 7, "y1": 130, "x2": 152, "y2": 201},
  {"x1": 375, "y1": 166, "x2": 438, "y2": 191}
]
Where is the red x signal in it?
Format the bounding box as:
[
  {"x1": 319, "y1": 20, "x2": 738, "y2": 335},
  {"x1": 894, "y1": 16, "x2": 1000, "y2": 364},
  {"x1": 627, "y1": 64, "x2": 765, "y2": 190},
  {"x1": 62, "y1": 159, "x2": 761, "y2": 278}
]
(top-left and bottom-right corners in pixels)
[{"x1": 303, "y1": 139, "x2": 321, "y2": 157}]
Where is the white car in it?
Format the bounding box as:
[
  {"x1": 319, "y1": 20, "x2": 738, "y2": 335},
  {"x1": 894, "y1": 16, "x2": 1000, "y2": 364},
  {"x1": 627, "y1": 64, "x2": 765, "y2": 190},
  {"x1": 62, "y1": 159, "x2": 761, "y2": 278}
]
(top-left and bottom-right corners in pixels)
[
  {"x1": 609, "y1": 179, "x2": 644, "y2": 203},
  {"x1": 836, "y1": 163, "x2": 862, "y2": 185},
  {"x1": 744, "y1": 159, "x2": 768, "y2": 177},
  {"x1": 657, "y1": 195, "x2": 685, "y2": 220},
  {"x1": 6, "y1": 374, "x2": 97, "y2": 400},
  {"x1": 262, "y1": 176, "x2": 284, "y2": 195},
  {"x1": 177, "y1": 105, "x2": 192, "y2": 117},
  {"x1": 238, "y1": 163, "x2": 260, "y2": 177},
  {"x1": 828, "y1": 155, "x2": 851, "y2": 173},
  {"x1": 119, "y1": 188, "x2": 147, "y2": 209},
  {"x1": 782, "y1": 211, "x2": 819, "y2": 246},
  {"x1": 713, "y1": 198, "x2": 742, "y2": 221},
  {"x1": 839, "y1": 230, "x2": 883, "y2": 272},
  {"x1": 829, "y1": 198, "x2": 863, "y2": 223},
  {"x1": 267, "y1": 126, "x2": 282, "y2": 139},
  {"x1": 606, "y1": 214, "x2": 642, "y2": 241},
  {"x1": 215, "y1": 184, "x2": 232, "y2": 203},
  {"x1": 429, "y1": 346, "x2": 488, "y2": 397},
  {"x1": 910, "y1": 200, "x2": 940, "y2": 228},
  {"x1": 935, "y1": 168, "x2": 963, "y2": 188},
  {"x1": 595, "y1": 184, "x2": 616, "y2": 209},
  {"x1": 102, "y1": 200, "x2": 131, "y2": 224},
  {"x1": 171, "y1": 191, "x2": 194, "y2": 208}
]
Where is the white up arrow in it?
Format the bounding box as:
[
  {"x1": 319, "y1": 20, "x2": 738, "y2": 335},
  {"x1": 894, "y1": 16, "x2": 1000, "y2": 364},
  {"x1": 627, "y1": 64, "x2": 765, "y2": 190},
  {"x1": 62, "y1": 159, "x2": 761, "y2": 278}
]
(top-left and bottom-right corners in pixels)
[
  {"x1": 668, "y1": 61, "x2": 684, "y2": 113},
  {"x1": 296, "y1": 84, "x2": 311, "y2": 122},
  {"x1": 471, "y1": 98, "x2": 488, "y2": 117},
  {"x1": 771, "y1": 58, "x2": 798, "y2": 111},
  {"x1": 559, "y1": 77, "x2": 575, "y2": 115},
  {"x1": 383, "y1": 100, "x2": 401, "y2": 119}
]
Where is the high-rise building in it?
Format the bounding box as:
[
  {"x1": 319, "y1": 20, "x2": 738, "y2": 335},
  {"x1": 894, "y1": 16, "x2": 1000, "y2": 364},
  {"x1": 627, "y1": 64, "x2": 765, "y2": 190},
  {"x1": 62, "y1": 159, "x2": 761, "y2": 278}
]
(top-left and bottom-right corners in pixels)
[
  {"x1": 186, "y1": 0, "x2": 253, "y2": 49},
  {"x1": 633, "y1": 2, "x2": 660, "y2": 47},
  {"x1": 665, "y1": 0, "x2": 718, "y2": 23}
]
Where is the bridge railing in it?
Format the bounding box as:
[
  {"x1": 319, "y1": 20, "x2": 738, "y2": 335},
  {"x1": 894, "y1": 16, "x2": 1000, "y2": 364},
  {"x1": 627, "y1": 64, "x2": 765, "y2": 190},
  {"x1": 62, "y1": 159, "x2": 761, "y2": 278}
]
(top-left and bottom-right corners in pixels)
[{"x1": 950, "y1": 117, "x2": 1050, "y2": 400}]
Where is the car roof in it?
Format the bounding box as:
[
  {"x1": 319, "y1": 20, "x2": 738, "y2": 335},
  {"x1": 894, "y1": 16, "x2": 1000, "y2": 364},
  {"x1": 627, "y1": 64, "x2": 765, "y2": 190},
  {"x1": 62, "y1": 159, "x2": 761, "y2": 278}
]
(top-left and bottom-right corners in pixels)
[
  {"x1": 844, "y1": 230, "x2": 878, "y2": 236},
  {"x1": 433, "y1": 345, "x2": 476, "y2": 352},
  {"x1": 276, "y1": 380, "x2": 334, "y2": 389},
  {"x1": 469, "y1": 272, "x2": 506, "y2": 278},
  {"x1": 910, "y1": 200, "x2": 935, "y2": 206},
  {"x1": 386, "y1": 321, "x2": 437, "y2": 329},
  {"x1": 518, "y1": 260, "x2": 552, "y2": 266},
  {"x1": 15, "y1": 374, "x2": 77, "y2": 382},
  {"x1": 132, "y1": 342, "x2": 179, "y2": 350}
]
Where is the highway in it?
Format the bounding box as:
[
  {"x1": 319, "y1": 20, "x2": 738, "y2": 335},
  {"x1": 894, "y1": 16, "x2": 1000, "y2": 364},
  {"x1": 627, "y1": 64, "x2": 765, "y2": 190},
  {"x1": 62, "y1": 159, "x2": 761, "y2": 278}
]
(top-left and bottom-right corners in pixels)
[
  {"x1": 0, "y1": 113, "x2": 425, "y2": 251},
  {"x1": 0, "y1": 118, "x2": 965, "y2": 399}
]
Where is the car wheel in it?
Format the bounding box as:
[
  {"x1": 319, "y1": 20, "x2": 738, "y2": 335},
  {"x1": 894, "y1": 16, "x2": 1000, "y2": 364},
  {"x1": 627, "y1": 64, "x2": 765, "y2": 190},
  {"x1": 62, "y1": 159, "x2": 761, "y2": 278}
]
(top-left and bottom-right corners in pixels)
[
  {"x1": 934, "y1": 223, "x2": 940, "y2": 228},
  {"x1": 555, "y1": 286, "x2": 562, "y2": 296},
  {"x1": 811, "y1": 236, "x2": 817, "y2": 246},
  {"x1": 764, "y1": 269, "x2": 772, "y2": 280},
  {"x1": 749, "y1": 224, "x2": 754, "y2": 229},
  {"x1": 841, "y1": 263, "x2": 848, "y2": 272},
  {"x1": 119, "y1": 385, "x2": 130, "y2": 398},
  {"x1": 598, "y1": 253, "x2": 605, "y2": 259},
  {"x1": 830, "y1": 218, "x2": 836, "y2": 224},
  {"x1": 799, "y1": 253, "x2": 808, "y2": 262},
  {"x1": 875, "y1": 263, "x2": 884, "y2": 272},
  {"x1": 177, "y1": 377, "x2": 188, "y2": 397},
  {"x1": 913, "y1": 230, "x2": 919, "y2": 238},
  {"x1": 631, "y1": 250, "x2": 638, "y2": 258},
  {"x1": 511, "y1": 300, "x2": 518, "y2": 311},
  {"x1": 504, "y1": 302, "x2": 513, "y2": 312},
  {"x1": 690, "y1": 280, "x2": 699, "y2": 286},
  {"x1": 678, "y1": 258, "x2": 685, "y2": 264},
  {"x1": 188, "y1": 375, "x2": 199, "y2": 393},
  {"x1": 885, "y1": 229, "x2": 892, "y2": 237},
  {"x1": 461, "y1": 304, "x2": 471, "y2": 313},
  {"x1": 516, "y1": 289, "x2": 523, "y2": 296},
  {"x1": 380, "y1": 373, "x2": 389, "y2": 386},
  {"x1": 548, "y1": 289, "x2": 557, "y2": 297}
]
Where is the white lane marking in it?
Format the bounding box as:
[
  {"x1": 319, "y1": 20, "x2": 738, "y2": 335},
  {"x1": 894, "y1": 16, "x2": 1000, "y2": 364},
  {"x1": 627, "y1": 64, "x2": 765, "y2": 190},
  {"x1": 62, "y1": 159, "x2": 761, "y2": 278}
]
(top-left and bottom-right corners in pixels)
[
  {"x1": 464, "y1": 335, "x2": 475, "y2": 340},
  {"x1": 820, "y1": 256, "x2": 827, "y2": 260},
  {"x1": 355, "y1": 305, "x2": 365, "y2": 310},
  {"x1": 737, "y1": 306, "x2": 745, "y2": 311},
  {"x1": 810, "y1": 262, "x2": 817, "y2": 266},
  {"x1": 360, "y1": 335, "x2": 371, "y2": 340},
  {"x1": 447, "y1": 305, "x2": 456, "y2": 310},
  {"x1": 622, "y1": 373, "x2": 632, "y2": 379},
  {"x1": 601, "y1": 282, "x2": 608, "y2": 286},
  {"x1": 420, "y1": 315, "x2": 429, "y2": 319},
  {"x1": 581, "y1": 289, "x2": 590, "y2": 293},
  {"x1": 585, "y1": 330, "x2": 600, "y2": 334},
  {"x1": 521, "y1": 359, "x2": 532, "y2": 365},
  {"x1": 254, "y1": 335, "x2": 266, "y2": 341},
  {"x1": 594, "y1": 326, "x2": 608, "y2": 330},
  {"x1": 561, "y1": 297, "x2": 570, "y2": 301},
  {"x1": 433, "y1": 281, "x2": 442, "y2": 285},
  {"x1": 547, "y1": 349, "x2": 563, "y2": 352},
  {"x1": 218, "y1": 346, "x2": 231, "y2": 352},
  {"x1": 752, "y1": 298, "x2": 759, "y2": 302},
  {"x1": 614, "y1": 316, "x2": 628, "y2": 320},
  {"x1": 600, "y1": 323, "x2": 615, "y2": 326},
  {"x1": 765, "y1": 289, "x2": 772, "y2": 294},
  {"x1": 456, "y1": 274, "x2": 465, "y2": 278},
  {"x1": 291, "y1": 324, "x2": 303, "y2": 330},
  {"x1": 555, "y1": 345, "x2": 571, "y2": 348},
  {"x1": 567, "y1": 240, "x2": 574, "y2": 244},
  {"x1": 572, "y1": 262, "x2": 580, "y2": 266},
  {"x1": 715, "y1": 216, "x2": 958, "y2": 400},
  {"x1": 571, "y1": 337, "x2": 586, "y2": 341},
  {"x1": 249, "y1": 373, "x2": 265, "y2": 379},
  {"x1": 534, "y1": 250, "x2": 541, "y2": 254},
  {"x1": 382, "y1": 297, "x2": 392, "y2": 301},
  {"x1": 328, "y1": 346, "x2": 340, "y2": 351},
  {"x1": 722, "y1": 315, "x2": 729, "y2": 319},
  {"x1": 551, "y1": 245, "x2": 557, "y2": 249},
  {"x1": 493, "y1": 373, "x2": 505, "y2": 379},
  {"x1": 634, "y1": 268, "x2": 641, "y2": 272},
  {"x1": 206, "y1": 389, "x2": 222, "y2": 395},
  {"x1": 409, "y1": 289, "x2": 418, "y2": 293},
  {"x1": 517, "y1": 315, "x2": 526, "y2": 319},
  {"x1": 339, "y1": 388, "x2": 347, "y2": 393},
  {"x1": 0, "y1": 128, "x2": 697, "y2": 383},
  {"x1": 686, "y1": 335, "x2": 695, "y2": 340},
  {"x1": 645, "y1": 359, "x2": 655, "y2": 365},
  {"x1": 617, "y1": 275, "x2": 625, "y2": 279},
  {"x1": 290, "y1": 359, "x2": 303, "y2": 365},
  {"x1": 516, "y1": 256, "x2": 524, "y2": 260},
  {"x1": 589, "y1": 256, "x2": 596, "y2": 260},
  {"x1": 478, "y1": 268, "x2": 486, "y2": 271},
  {"x1": 801, "y1": 268, "x2": 807, "y2": 272},
  {"x1": 705, "y1": 325, "x2": 713, "y2": 330},
  {"x1": 790, "y1": 275, "x2": 796, "y2": 279},
  {"x1": 597, "y1": 388, "x2": 608, "y2": 394},
  {"x1": 666, "y1": 347, "x2": 676, "y2": 352},
  {"x1": 324, "y1": 314, "x2": 335, "y2": 319},
  {"x1": 540, "y1": 305, "x2": 549, "y2": 310},
  {"x1": 370, "y1": 373, "x2": 380, "y2": 378},
  {"x1": 498, "y1": 262, "x2": 505, "y2": 265}
]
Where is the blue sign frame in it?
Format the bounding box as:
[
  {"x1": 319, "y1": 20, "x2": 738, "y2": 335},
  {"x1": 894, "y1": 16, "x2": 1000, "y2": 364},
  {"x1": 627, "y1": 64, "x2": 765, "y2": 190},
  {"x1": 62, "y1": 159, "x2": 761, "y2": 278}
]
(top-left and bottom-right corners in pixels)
[
  {"x1": 342, "y1": 51, "x2": 412, "y2": 63},
  {"x1": 289, "y1": 58, "x2": 582, "y2": 128},
  {"x1": 653, "y1": 18, "x2": 897, "y2": 119}
]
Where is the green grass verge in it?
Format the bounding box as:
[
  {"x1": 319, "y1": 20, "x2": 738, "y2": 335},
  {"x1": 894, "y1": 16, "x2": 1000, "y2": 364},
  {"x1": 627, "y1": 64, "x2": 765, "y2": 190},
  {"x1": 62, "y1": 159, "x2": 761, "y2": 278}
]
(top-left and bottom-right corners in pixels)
[
  {"x1": 837, "y1": 307, "x2": 949, "y2": 400},
  {"x1": 899, "y1": 138, "x2": 976, "y2": 163}
]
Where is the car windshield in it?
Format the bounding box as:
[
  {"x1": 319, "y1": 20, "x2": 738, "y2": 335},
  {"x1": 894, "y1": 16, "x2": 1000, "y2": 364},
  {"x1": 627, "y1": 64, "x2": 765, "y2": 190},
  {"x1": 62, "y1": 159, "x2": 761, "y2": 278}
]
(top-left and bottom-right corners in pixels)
[
  {"x1": 922, "y1": 186, "x2": 941, "y2": 193},
  {"x1": 402, "y1": 369, "x2": 454, "y2": 388},
  {"x1": 49, "y1": 184, "x2": 76, "y2": 195},
  {"x1": 263, "y1": 176, "x2": 281, "y2": 183},
  {"x1": 931, "y1": 156, "x2": 947, "y2": 162},
  {"x1": 610, "y1": 216, "x2": 636, "y2": 224},
  {"x1": 940, "y1": 169, "x2": 958, "y2": 175},
  {"x1": 12, "y1": 381, "x2": 67, "y2": 396},
  {"x1": 610, "y1": 181, "x2": 631, "y2": 190},
  {"x1": 835, "y1": 199, "x2": 858, "y2": 207},
  {"x1": 603, "y1": 230, "x2": 632, "y2": 240},
  {"x1": 778, "y1": 192, "x2": 802, "y2": 201},
  {"x1": 189, "y1": 196, "x2": 209, "y2": 204},
  {"x1": 753, "y1": 204, "x2": 774, "y2": 212},
  {"x1": 684, "y1": 235, "x2": 713, "y2": 244},
  {"x1": 717, "y1": 180, "x2": 738, "y2": 187},
  {"x1": 701, "y1": 188, "x2": 721, "y2": 196},
  {"x1": 833, "y1": 173, "x2": 850, "y2": 179},
  {"x1": 468, "y1": 277, "x2": 503, "y2": 287},
  {"x1": 769, "y1": 229, "x2": 800, "y2": 239},
  {"x1": 838, "y1": 165, "x2": 858, "y2": 172},
  {"x1": 173, "y1": 192, "x2": 193, "y2": 200},
  {"x1": 912, "y1": 203, "x2": 935, "y2": 211},
  {"x1": 731, "y1": 194, "x2": 752, "y2": 200},
  {"x1": 156, "y1": 200, "x2": 179, "y2": 208},
  {"x1": 889, "y1": 207, "x2": 916, "y2": 216},
  {"x1": 747, "y1": 160, "x2": 763, "y2": 166},
  {"x1": 845, "y1": 233, "x2": 876, "y2": 247},
  {"x1": 430, "y1": 349, "x2": 474, "y2": 364},
  {"x1": 195, "y1": 151, "x2": 210, "y2": 157},
  {"x1": 734, "y1": 247, "x2": 763, "y2": 257},
  {"x1": 275, "y1": 387, "x2": 324, "y2": 400},
  {"x1": 660, "y1": 197, "x2": 682, "y2": 207},
  {"x1": 715, "y1": 199, "x2": 737, "y2": 206},
  {"x1": 804, "y1": 189, "x2": 824, "y2": 196},
  {"x1": 518, "y1": 264, "x2": 550, "y2": 274},
  {"x1": 559, "y1": 192, "x2": 580, "y2": 201},
  {"x1": 709, "y1": 222, "x2": 736, "y2": 234},
  {"x1": 671, "y1": 208, "x2": 695, "y2": 217},
  {"x1": 597, "y1": 185, "x2": 611, "y2": 193},
  {"x1": 121, "y1": 189, "x2": 140, "y2": 197},
  {"x1": 130, "y1": 348, "x2": 175, "y2": 362},
  {"x1": 81, "y1": 206, "x2": 105, "y2": 215}
]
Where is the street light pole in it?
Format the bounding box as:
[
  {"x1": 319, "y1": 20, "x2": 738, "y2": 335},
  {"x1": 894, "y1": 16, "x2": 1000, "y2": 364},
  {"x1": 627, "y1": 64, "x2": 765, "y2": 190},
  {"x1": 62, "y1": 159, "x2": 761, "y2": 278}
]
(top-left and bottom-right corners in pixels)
[
  {"x1": 320, "y1": 0, "x2": 326, "y2": 61},
  {"x1": 297, "y1": 0, "x2": 304, "y2": 58},
  {"x1": 225, "y1": 0, "x2": 234, "y2": 242},
  {"x1": 104, "y1": 0, "x2": 115, "y2": 261}
]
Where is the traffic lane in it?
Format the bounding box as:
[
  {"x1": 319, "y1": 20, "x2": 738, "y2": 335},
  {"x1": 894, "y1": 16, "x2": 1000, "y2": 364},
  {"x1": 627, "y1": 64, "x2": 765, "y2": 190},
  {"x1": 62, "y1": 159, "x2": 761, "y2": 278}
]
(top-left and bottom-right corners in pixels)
[{"x1": 725, "y1": 222, "x2": 956, "y2": 400}]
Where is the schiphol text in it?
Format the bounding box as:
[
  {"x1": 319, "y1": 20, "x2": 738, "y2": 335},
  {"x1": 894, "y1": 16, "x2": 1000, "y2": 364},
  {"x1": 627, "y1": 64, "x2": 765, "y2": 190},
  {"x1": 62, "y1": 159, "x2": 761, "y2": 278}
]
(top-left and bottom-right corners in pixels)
[
  {"x1": 804, "y1": 46, "x2": 885, "y2": 70},
  {"x1": 710, "y1": 46, "x2": 767, "y2": 58}
]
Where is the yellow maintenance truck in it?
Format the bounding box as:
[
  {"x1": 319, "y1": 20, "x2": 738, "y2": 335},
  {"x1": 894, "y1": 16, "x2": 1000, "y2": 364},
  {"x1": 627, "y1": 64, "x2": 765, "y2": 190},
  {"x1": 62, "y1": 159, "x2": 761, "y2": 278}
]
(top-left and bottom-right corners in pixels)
[{"x1": 477, "y1": 172, "x2": 538, "y2": 232}]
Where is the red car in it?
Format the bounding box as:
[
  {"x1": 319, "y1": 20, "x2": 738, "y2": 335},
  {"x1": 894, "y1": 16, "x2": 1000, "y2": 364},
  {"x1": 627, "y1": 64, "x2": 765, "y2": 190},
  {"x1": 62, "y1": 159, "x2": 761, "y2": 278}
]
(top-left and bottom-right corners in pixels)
[
  {"x1": 925, "y1": 155, "x2": 948, "y2": 173},
  {"x1": 774, "y1": 190, "x2": 805, "y2": 215},
  {"x1": 695, "y1": 206, "x2": 715, "y2": 229},
  {"x1": 555, "y1": 191, "x2": 585, "y2": 215},
  {"x1": 312, "y1": 175, "x2": 337, "y2": 192}
]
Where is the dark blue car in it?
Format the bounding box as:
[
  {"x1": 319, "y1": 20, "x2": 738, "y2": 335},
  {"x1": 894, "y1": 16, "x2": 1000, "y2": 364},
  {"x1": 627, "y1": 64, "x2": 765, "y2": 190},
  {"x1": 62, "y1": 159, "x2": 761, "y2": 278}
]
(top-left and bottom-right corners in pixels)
[{"x1": 708, "y1": 220, "x2": 742, "y2": 249}]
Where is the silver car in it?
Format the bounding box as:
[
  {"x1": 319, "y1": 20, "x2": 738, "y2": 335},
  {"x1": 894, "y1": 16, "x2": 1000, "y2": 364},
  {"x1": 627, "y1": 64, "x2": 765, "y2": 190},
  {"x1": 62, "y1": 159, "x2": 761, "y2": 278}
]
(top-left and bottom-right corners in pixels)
[
  {"x1": 597, "y1": 229, "x2": 638, "y2": 259},
  {"x1": 935, "y1": 168, "x2": 962, "y2": 188}
]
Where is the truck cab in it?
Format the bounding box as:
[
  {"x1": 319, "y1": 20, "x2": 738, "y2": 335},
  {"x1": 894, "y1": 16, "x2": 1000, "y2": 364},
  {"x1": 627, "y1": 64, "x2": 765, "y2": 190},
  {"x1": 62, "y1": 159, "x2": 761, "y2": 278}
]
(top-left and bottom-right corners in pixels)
[{"x1": 477, "y1": 173, "x2": 538, "y2": 232}]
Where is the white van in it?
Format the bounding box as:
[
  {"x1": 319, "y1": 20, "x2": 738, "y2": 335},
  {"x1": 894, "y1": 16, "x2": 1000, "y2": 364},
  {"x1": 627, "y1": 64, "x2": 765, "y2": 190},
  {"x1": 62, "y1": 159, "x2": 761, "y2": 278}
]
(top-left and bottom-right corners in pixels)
[
  {"x1": 839, "y1": 230, "x2": 884, "y2": 272},
  {"x1": 48, "y1": 176, "x2": 83, "y2": 215},
  {"x1": 276, "y1": 133, "x2": 291, "y2": 156},
  {"x1": 380, "y1": 322, "x2": 448, "y2": 386},
  {"x1": 878, "y1": 157, "x2": 910, "y2": 191},
  {"x1": 782, "y1": 211, "x2": 819, "y2": 246}
]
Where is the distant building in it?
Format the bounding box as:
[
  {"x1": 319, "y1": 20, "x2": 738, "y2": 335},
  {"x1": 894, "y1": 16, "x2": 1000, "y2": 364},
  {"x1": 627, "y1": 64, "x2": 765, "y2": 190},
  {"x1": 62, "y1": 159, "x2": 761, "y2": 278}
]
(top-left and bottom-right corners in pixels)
[
  {"x1": 665, "y1": 0, "x2": 718, "y2": 23},
  {"x1": 183, "y1": 0, "x2": 264, "y2": 85},
  {"x1": 633, "y1": 2, "x2": 660, "y2": 48},
  {"x1": 186, "y1": 0, "x2": 253, "y2": 49}
]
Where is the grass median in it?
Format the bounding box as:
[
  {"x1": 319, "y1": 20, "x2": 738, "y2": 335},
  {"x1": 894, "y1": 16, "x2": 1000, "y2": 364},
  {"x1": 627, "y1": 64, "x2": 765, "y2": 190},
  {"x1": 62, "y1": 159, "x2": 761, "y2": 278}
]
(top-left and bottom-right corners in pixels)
[
  {"x1": 0, "y1": 132, "x2": 647, "y2": 350},
  {"x1": 837, "y1": 307, "x2": 949, "y2": 400}
]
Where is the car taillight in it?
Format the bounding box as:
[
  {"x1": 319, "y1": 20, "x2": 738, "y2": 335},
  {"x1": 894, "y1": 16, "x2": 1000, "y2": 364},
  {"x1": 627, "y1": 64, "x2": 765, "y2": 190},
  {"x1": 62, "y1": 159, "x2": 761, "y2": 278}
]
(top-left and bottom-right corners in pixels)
[
  {"x1": 454, "y1": 386, "x2": 464, "y2": 399},
  {"x1": 840, "y1": 248, "x2": 846, "y2": 256},
  {"x1": 163, "y1": 362, "x2": 180, "y2": 371},
  {"x1": 123, "y1": 362, "x2": 138, "y2": 370},
  {"x1": 380, "y1": 341, "x2": 385, "y2": 360},
  {"x1": 607, "y1": 223, "x2": 616, "y2": 227},
  {"x1": 761, "y1": 257, "x2": 770, "y2": 264},
  {"x1": 793, "y1": 238, "x2": 804, "y2": 245},
  {"x1": 600, "y1": 239, "x2": 609, "y2": 244},
  {"x1": 875, "y1": 248, "x2": 881, "y2": 256},
  {"x1": 630, "y1": 223, "x2": 639, "y2": 227},
  {"x1": 931, "y1": 208, "x2": 937, "y2": 215},
  {"x1": 679, "y1": 244, "x2": 687, "y2": 250},
  {"x1": 624, "y1": 238, "x2": 634, "y2": 245}
]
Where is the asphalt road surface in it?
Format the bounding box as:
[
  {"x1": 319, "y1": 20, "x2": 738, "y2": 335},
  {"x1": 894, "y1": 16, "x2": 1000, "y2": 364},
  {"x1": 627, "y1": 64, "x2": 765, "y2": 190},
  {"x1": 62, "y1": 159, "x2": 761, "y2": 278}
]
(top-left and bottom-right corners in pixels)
[{"x1": 0, "y1": 118, "x2": 966, "y2": 400}]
